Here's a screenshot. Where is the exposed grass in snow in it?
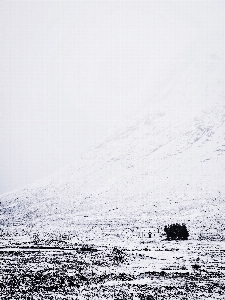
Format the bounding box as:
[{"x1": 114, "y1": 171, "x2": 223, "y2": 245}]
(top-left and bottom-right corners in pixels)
[{"x1": 0, "y1": 240, "x2": 224, "y2": 299}]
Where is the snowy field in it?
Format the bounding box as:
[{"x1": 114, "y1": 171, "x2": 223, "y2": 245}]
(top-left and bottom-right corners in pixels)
[{"x1": 0, "y1": 240, "x2": 224, "y2": 299}]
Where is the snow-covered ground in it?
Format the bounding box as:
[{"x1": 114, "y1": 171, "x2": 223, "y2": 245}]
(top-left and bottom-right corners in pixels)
[
  {"x1": 0, "y1": 240, "x2": 224, "y2": 299},
  {"x1": 0, "y1": 32, "x2": 225, "y2": 300},
  {"x1": 0, "y1": 33, "x2": 225, "y2": 246}
]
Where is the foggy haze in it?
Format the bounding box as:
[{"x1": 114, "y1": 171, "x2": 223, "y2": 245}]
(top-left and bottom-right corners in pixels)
[{"x1": 0, "y1": 1, "x2": 224, "y2": 194}]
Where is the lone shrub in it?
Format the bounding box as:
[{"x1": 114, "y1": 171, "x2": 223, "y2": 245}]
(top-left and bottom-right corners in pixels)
[
  {"x1": 164, "y1": 223, "x2": 189, "y2": 240},
  {"x1": 112, "y1": 247, "x2": 126, "y2": 264}
]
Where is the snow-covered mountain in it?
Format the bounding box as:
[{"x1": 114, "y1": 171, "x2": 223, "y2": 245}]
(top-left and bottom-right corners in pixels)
[{"x1": 1, "y1": 33, "x2": 225, "y2": 243}]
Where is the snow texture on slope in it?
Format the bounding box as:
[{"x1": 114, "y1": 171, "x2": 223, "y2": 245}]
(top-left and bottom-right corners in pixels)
[{"x1": 1, "y1": 33, "x2": 225, "y2": 243}]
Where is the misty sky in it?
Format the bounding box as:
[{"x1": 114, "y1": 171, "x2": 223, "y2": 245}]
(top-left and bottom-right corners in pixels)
[{"x1": 0, "y1": 1, "x2": 224, "y2": 194}]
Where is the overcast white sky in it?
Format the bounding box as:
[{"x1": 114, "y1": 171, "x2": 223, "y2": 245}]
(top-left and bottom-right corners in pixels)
[{"x1": 0, "y1": 1, "x2": 224, "y2": 194}]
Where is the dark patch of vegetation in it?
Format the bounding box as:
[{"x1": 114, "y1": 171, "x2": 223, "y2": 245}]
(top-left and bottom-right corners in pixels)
[
  {"x1": 164, "y1": 223, "x2": 189, "y2": 241},
  {"x1": 98, "y1": 272, "x2": 135, "y2": 283},
  {"x1": 0, "y1": 242, "x2": 224, "y2": 299},
  {"x1": 79, "y1": 244, "x2": 98, "y2": 252},
  {"x1": 0, "y1": 268, "x2": 82, "y2": 298},
  {"x1": 138, "y1": 294, "x2": 154, "y2": 300},
  {"x1": 192, "y1": 264, "x2": 201, "y2": 271},
  {"x1": 112, "y1": 247, "x2": 127, "y2": 264}
]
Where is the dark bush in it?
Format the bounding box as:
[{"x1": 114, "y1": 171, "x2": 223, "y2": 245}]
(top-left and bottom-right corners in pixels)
[
  {"x1": 79, "y1": 244, "x2": 97, "y2": 252},
  {"x1": 112, "y1": 247, "x2": 126, "y2": 264},
  {"x1": 138, "y1": 294, "x2": 154, "y2": 300},
  {"x1": 164, "y1": 223, "x2": 189, "y2": 240}
]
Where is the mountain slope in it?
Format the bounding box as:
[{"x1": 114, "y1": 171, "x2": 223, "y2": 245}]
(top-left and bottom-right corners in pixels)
[{"x1": 1, "y1": 34, "x2": 225, "y2": 243}]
